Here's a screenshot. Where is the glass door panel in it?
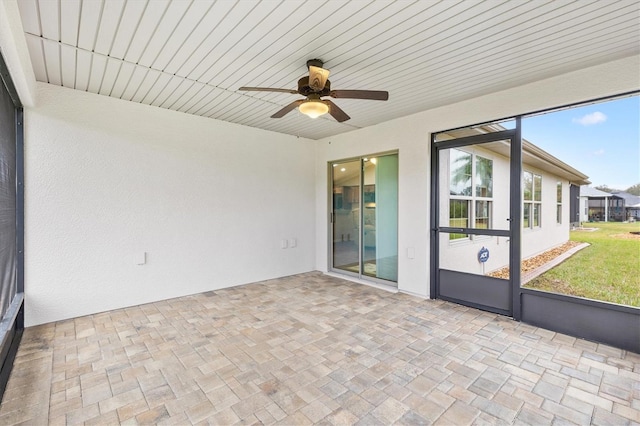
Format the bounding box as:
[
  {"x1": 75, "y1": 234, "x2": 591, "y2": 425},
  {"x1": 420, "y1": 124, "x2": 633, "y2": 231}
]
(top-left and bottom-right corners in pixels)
[
  {"x1": 363, "y1": 154, "x2": 398, "y2": 282},
  {"x1": 332, "y1": 160, "x2": 361, "y2": 274}
]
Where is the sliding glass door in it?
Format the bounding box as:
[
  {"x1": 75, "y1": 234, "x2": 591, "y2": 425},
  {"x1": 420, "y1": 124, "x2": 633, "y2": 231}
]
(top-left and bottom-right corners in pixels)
[{"x1": 330, "y1": 153, "x2": 398, "y2": 285}]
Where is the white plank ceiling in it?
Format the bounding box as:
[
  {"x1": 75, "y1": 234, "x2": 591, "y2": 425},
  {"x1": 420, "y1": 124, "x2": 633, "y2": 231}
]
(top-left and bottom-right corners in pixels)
[{"x1": 17, "y1": 0, "x2": 640, "y2": 140}]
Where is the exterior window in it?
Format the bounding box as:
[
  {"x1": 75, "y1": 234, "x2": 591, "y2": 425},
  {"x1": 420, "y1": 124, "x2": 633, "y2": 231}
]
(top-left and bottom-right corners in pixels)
[
  {"x1": 450, "y1": 149, "x2": 472, "y2": 196},
  {"x1": 475, "y1": 200, "x2": 491, "y2": 228},
  {"x1": 449, "y1": 149, "x2": 493, "y2": 240},
  {"x1": 556, "y1": 182, "x2": 562, "y2": 224},
  {"x1": 475, "y1": 156, "x2": 493, "y2": 197},
  {"x1": 449, "y1": 200, "x2": 469, "y2": 240},
  {"x1": 524, "y1": 171, "x2": 542, "y2": 228}
]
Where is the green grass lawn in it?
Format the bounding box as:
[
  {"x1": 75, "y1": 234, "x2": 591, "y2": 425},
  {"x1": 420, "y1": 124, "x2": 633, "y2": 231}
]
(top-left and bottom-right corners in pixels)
[{"x1": 525, "y1": 221, "x2": 640, "y2": 307}]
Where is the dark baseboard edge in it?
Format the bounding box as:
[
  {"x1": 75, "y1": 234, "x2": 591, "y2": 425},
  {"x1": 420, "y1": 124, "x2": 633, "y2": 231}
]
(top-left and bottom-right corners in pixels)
[{"x1": 0, "y1": 303, "x2": 24, "y2": 403}]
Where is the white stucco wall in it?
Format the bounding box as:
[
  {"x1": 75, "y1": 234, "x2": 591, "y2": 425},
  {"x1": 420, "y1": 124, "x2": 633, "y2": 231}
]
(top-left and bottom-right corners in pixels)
[
  {"x1": 520, "y1": 168, "x2": 571, "y2": 259},
  {"x1": 25, "y1": 83, "x2": 316, "y2": 326},
  {"x1": 315, "y1": 55, "x2": 640, "y2": 298},
  {"x1": 580, "y1": 197, "x2": 589, "y2": 223}
]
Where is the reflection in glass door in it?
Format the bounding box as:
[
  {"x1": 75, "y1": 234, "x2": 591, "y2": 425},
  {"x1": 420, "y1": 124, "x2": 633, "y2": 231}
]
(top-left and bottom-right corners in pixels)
[{"x1": 331, "y1": 154, "x2": 398, "y2": 284}]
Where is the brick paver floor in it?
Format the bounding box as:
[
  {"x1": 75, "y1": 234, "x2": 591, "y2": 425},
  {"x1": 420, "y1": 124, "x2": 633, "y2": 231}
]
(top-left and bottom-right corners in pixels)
[{"x1": 0, "y1": 272, "x2": 638, "y2": 424}]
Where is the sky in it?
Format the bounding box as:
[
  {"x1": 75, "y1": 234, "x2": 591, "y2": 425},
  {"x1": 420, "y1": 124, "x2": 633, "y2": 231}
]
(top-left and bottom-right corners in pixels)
[{"x1": 520, "y1": 95, "x2": 639, "y2": 190}]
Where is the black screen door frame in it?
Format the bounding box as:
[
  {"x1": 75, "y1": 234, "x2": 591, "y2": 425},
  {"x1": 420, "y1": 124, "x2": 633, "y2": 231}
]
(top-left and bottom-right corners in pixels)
[
  {"x1": 430, "y1": 122, "x2": 523, "y2": 319},
  {"x1": 0, "y1": 50, "x2": 25, "y2": 402}
]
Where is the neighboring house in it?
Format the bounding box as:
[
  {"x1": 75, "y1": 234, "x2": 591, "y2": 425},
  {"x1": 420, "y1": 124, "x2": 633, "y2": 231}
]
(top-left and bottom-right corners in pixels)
[
  {"x1": 579, "y1": 186, "x2": 613, "y2": 222},
  {"x1": 580, "y1": 187, "x2": 640, "y2": 222},
  {"x1": 569, "y1": 184, "x2": 581, "y2": 228},
  {"x1": 439, "y1": 126, "x2": 589, "y2": 275},
  {"x1": 611, "y1": 191, "x2": 640, "y2": 221}
]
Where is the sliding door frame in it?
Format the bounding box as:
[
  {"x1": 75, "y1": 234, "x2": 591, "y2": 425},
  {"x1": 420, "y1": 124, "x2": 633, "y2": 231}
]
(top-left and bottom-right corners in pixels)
[{"x1": 328, "y1": 150, "x2": 399, "y2": 287}]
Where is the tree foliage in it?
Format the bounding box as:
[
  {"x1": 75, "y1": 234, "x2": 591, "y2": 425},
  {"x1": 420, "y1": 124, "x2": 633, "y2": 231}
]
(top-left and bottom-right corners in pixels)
[
  {"x1": 625, "y1": 183, "x2": 640, "y2": 196},
  {"x1": 595, "y1": 185, "x2": 616, "y2": 193},
  {"x1": 595, "y1": 183, "x2": 640, "y2": 195}
]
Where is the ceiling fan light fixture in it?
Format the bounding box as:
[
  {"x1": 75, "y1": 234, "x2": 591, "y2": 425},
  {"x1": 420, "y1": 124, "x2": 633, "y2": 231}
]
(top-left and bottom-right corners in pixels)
[
  {"x1": 299, "y1": 99, "x2": 329, "y2": 119},
  {"x1": 240, "y1": 59, "x2": 388, "y2": 122}
]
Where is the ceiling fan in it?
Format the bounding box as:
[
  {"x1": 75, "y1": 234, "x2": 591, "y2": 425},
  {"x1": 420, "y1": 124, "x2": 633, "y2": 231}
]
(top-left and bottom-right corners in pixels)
[{"x1": 239, "y1": 59, "x2": 389, "y2": 122}]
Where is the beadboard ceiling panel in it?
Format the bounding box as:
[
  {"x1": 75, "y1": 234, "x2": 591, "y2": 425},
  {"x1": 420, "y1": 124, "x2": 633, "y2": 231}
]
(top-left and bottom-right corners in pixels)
[{"x1": 17, "y1": 0, "x2": 640, "y2": 140}]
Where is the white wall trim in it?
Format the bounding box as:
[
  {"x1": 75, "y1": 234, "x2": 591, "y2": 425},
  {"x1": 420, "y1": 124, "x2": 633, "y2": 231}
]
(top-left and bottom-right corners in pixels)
[{"x1": 0, "y1": 0, "x2": 37, "y2": 106}]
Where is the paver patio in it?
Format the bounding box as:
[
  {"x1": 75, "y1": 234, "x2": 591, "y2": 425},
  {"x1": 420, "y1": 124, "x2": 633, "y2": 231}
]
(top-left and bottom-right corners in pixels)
[{"x1": 0, "y1": 272, "x2": 638, "y2": 425}]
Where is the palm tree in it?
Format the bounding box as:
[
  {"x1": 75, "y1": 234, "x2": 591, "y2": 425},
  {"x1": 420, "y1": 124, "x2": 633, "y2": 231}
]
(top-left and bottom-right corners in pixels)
[
  {"x1": 449, "y1": 149, "x2": 493, "y2": 197},
  {"x1": 449, "y1": 149, "x2": 472, "y2": 196}
]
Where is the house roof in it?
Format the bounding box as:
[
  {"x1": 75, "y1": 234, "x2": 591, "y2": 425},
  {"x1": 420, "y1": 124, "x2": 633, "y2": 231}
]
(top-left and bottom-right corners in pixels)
[
  {"x1": 612, "y1": 191, "x2": 640, "y2": 205},
  {"x1": 580, "y1": 186, "x2": 613, "y2": 198},
  {"x1": 440, "y1": 125, "x2": 590, "y2": 185},
  {"x1": 520, "y1": 140, "x2": 590, "y2": 186},
  {"x1": 11, "y1": 0, "x2": 640, "y2": 140},
  {"x1": 580, "y1": 189, "x2": 640, "y2": 206}
]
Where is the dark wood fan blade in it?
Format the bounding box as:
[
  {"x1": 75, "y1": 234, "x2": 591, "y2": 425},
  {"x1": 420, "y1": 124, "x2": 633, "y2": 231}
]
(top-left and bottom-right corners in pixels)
[
  {"x1": 325, "y1": 100, "x2": 350, "y2": 122},
  {"x1": 330, "y1": 90, "x2": 388, "y2": 101},
  {"x1": 239, "y1": 86, "x2": 298, "y2": 94},
  {"x1": 271, "y1": 100, "x2": 304, "y2": 118}
]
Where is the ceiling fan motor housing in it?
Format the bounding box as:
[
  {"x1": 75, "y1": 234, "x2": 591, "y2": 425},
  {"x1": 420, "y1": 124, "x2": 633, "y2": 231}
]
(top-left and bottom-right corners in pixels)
[
  {"x1": 306, "y1": 59, "x2": 324, "y2": 69},
  {"x1": 298, "y1": 76, "x2": 331, "y2": 96}
]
